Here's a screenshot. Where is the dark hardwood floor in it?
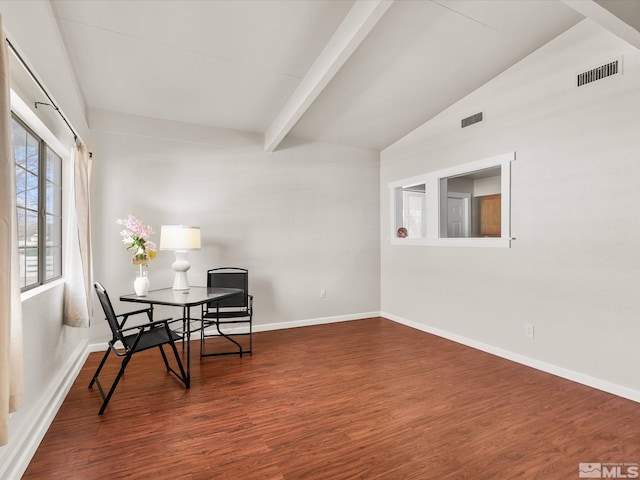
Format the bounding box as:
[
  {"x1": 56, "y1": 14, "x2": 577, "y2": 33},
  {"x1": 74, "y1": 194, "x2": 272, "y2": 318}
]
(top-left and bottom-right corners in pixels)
[{"x1": 23, "y1": 318, "x2": 640, "y2": 479}]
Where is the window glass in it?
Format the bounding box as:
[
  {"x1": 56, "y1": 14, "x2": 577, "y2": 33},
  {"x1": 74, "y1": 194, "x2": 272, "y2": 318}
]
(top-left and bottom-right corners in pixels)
[
  {"x1": 394, "y1": 184, "x2": 426, "y2": 238},
  {"x1": 46, "y1": 246, "x2": 62, "y2": 280},
  {"x1": 12, "y1": 120, "x2": 27, "y2": 166},
  {"x1": 26, "y1": 132, "x2": 39, "y2": 173},
  {"x1": 25, "y1": 210, "x2": 39, "y2": 288},
  {"x1": 11, "y1": 115, "x2": 63, "y2": 290},
  {"x1": 440, "y1": 166, "x2": 501, "y2": 238},
  {"x1": 26, "y1": 171, "x2": 38, "y2": 209}
]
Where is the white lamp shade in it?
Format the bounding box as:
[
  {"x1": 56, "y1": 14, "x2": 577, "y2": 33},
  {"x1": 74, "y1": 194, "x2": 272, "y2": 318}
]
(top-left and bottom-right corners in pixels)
[{"x1": 159, "y1": 225, "x2": 201, "y2": 251}]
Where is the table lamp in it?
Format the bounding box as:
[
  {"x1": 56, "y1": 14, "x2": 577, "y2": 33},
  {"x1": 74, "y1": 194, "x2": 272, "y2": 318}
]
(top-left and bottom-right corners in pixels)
[{"x1": 159, "y1": 225, "x2": 201, "y2": 290}]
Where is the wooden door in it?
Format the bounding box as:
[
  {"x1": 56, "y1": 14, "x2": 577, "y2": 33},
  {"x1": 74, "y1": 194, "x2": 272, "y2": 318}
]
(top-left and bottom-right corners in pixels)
[{"x1": 480, "y1": 194, "x2": 501, "y2": 237}]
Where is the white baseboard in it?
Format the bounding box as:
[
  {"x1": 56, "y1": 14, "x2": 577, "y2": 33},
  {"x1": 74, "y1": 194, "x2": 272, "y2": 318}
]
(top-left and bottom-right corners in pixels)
[
  {"x1": 88, "y1": 341, "x2": 108, "y2": 353},
  {"x1": 1, "y1": 340, "x2": 90, "y2": 480},
  {"x1": 382, "y1": 311, "x2": 640, "y2": 404},
  {"x1": 90, "y1": 311, "x2": 382, "y2": 349},
  {"x1": 252, "y1": 311, "x2": 381, "y2": 333}
]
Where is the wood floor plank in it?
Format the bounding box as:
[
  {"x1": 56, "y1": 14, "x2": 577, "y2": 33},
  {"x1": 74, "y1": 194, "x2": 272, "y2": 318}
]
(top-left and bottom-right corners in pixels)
[{"x1": 22, "y1": 318, "x2": 640, "y2": 479}]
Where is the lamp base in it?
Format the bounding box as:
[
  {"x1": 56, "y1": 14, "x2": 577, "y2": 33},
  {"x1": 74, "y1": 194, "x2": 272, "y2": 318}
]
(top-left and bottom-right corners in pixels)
[
  {"x1": 172, "y1": 272, "x2": 190, "y2": 290},
  {"x1": 171, "y1": 251, "x2": 191, "y2": 290}
]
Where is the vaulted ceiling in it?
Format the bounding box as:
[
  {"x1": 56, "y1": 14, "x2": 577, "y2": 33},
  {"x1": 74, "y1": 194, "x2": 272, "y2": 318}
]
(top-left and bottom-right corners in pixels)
[{"x1": 49, "y1": 0, "x2": 638, "y2": 152}]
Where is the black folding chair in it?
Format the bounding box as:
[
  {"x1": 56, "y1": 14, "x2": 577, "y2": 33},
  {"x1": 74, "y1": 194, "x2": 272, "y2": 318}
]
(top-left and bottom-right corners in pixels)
[
  {"x1": 200, "y1": 267, "x2": 253, "y2": 358},
  {"x1": 89, "y1": 282, "x2": 187, "y2": 414}
]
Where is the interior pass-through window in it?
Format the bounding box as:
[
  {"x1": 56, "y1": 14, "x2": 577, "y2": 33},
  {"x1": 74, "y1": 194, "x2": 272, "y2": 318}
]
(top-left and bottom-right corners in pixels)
[{"x1": 389, "y1": 152, "x2": 513, "y2": 248}]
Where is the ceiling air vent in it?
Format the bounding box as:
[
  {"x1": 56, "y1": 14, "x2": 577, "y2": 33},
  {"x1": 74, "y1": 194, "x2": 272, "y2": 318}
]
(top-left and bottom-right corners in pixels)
[
  {"x1": 577, "y1": 59, "x2": 620, "y2": 87},
  {"x1": 461, "y1": 112, "x2": 483, "y2": 128}
]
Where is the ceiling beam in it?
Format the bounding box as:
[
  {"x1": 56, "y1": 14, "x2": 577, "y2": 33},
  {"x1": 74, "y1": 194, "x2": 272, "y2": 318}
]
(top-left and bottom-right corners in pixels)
[
  {"x1": 563, "y1": 0, "x2": 640, "y2": 48},
  {"x1": 264, "y1": 0, "x2": 394, "y2": 152}
]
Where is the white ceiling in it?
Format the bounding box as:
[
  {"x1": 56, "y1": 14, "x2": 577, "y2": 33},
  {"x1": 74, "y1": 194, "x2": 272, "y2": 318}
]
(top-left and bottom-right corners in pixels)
[{"x1": 48, "y1": 0, "x2": 633, "y2": 152}]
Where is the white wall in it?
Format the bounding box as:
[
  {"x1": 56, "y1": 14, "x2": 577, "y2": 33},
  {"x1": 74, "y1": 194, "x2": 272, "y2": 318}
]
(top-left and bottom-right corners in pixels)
[
  {"x1": 473, "y1": 176, "x2": 500, "y2": 197},
  {"x1": 380, "y1": 20, "x2": 640, "y2": 398},
  {"x1": 0, "y1": 0, "x2": 88, "y2": 141},
  {"x1": 88, "y1": 108, "x2": 381, "y2": 342}
]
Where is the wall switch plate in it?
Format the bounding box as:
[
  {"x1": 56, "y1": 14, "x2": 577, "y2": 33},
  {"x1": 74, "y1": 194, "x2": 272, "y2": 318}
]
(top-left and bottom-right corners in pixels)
[
  {"x1": 525, "y1": 324, "x2": 534, "y2": 339},
  {"x1": 320, "y1": 289, "x2": 326, "y2": 298}
]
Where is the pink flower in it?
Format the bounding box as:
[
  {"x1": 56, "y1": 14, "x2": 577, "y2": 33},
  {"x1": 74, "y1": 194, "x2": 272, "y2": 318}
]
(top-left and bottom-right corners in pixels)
[{"x1": 116, "y1": 215, "x2": 157, "y2": 263}]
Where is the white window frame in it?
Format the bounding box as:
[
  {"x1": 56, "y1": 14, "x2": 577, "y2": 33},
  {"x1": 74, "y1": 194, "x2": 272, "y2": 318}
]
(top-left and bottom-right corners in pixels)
[
  {"x1": 389, "y1": 152, "x2": 514, "y2": 248},
  {"x1": 11, "y1": 90, "x2": 71, "y2": 293}
]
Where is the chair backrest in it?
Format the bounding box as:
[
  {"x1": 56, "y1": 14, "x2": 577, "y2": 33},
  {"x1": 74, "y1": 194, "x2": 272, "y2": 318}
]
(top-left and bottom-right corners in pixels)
[
  {"x1": 206, "y1": 267, "x2": 249, "y2": 309},
  {"x1": 94, "y1": 282, "x2": 126, "y2": 345}
]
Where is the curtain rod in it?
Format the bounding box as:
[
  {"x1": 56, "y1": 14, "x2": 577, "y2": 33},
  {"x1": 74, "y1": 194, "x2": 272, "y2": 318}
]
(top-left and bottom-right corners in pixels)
[{"x1": 5, "y1": 37, "x2": 79, "y2": 142}]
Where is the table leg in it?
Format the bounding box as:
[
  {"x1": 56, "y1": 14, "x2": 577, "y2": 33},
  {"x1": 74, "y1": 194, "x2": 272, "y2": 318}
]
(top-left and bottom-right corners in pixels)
[{"x1": 184, "y1": 305, "x2": 191, "y2": 388}]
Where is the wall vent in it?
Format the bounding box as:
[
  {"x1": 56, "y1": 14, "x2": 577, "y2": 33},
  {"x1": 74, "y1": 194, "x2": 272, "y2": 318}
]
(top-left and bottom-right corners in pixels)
[
  {"x1": 461, "y1": 112, "x2": 483, "y2": 128},
  {"x1": 577, "y1": 59, "x2": 620, "y2": 87}
]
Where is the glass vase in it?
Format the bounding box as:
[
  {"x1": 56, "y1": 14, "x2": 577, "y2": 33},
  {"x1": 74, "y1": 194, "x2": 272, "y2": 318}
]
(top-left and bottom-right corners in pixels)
[{"x1": 133, "y1": 264, "x2": 150, "y2": 296}]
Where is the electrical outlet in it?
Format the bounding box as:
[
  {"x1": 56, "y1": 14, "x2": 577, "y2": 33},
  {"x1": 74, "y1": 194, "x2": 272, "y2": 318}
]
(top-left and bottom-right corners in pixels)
[
  {"x1": 525, "y1": 324, "x2": 534, "y2": 339},
  {"x1": 320, "y1": 289, "x2": 326, "y2": 298}
]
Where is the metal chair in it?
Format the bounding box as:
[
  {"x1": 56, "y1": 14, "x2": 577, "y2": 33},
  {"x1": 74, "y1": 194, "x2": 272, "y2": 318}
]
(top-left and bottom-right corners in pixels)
[
  {"x1": 89, "y1": 282, "x2": 187, "y2": 414},
  {"x1": 200, "y1": 267, "x2": 253, "y2": 358}
]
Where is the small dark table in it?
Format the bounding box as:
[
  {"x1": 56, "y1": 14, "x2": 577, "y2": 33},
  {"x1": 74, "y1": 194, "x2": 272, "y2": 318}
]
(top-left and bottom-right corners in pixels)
[{"x1": 120, "y1": 286, "x2": 242, "y2": 387}]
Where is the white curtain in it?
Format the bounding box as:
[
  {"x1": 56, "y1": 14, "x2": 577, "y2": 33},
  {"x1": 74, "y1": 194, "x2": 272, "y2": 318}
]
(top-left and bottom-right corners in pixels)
[
  {"x1": 63, "y1": 141, "x2": 92, "y2": 327},
  {"x1": 0, "y1": 15, "x2": 24, "y2": 446}
]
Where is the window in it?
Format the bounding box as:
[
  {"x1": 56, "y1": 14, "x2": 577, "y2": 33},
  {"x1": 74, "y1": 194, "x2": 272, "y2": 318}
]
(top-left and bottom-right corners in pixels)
[
  {"x1": 393, "y1": 183, "x2": 426, "y2": 238},
  {"x1": 389, "y1": 152, "x2": 513, "y2": 248},
  {"x1": 12, "y1": 115, "x2": 62, "y2": 290},
  {"x1": 440, "y1": 165, "x2": 502, "y2": 238}
]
